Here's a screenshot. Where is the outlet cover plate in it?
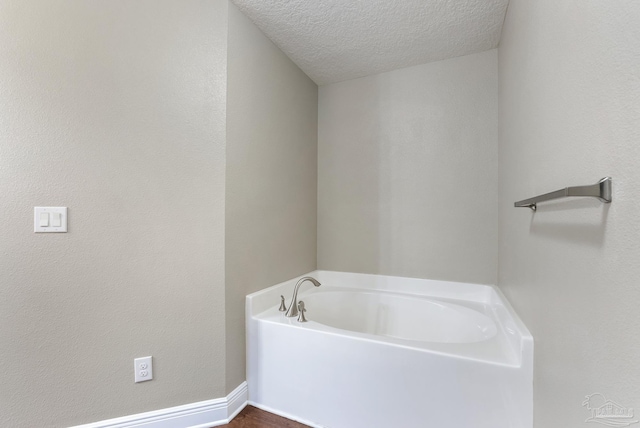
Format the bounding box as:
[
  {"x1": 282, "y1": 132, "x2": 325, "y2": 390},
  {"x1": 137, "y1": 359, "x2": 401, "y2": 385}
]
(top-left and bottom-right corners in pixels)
[{"x1": 134, "y1": 356, "x2": 153, "y2": 383}]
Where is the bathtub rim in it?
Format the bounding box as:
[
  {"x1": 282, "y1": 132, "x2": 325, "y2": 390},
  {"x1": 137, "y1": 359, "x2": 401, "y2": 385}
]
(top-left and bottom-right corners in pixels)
[{"x1": 246, "y1": 270, "x2": 533, "y2": 367}]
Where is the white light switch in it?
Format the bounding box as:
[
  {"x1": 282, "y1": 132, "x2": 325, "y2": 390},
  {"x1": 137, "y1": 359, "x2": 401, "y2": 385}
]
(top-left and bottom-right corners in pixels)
[
  {"x1": 39, "y1": 212, "x2": 49, "y2": 227},
  {"x1": 51, "y1": 212, "x2": 62, "y2": 227},
  {"x1": 34, "y1": 207, "x2": 67, "y2": 233}
]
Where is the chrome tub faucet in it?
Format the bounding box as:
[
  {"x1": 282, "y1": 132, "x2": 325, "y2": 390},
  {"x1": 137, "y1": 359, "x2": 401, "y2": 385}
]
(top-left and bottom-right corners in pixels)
[{"x1": 284, "y1": 276, "x2": 321, "y2": 318}]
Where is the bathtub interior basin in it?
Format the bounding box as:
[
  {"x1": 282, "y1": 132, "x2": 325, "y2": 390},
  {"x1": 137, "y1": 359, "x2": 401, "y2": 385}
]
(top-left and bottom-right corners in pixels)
[{"x1": 302, "y1": 290, "x2": 497, "y2": 344}]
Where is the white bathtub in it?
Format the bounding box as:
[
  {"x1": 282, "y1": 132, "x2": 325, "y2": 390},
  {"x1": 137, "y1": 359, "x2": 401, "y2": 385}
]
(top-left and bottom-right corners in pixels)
[{"x1": 246, "y1": 271, "x2": 533, "y2": 428}]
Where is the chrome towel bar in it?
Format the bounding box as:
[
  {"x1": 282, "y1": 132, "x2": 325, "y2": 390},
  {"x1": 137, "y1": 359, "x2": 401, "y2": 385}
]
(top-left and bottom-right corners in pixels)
[{"x1": 514, "y1": 177, "x2": 612, "y2": 211}]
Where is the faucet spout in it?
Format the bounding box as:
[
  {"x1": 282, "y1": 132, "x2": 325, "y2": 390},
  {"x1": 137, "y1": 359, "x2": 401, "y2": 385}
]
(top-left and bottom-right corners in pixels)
[{"x1": 285, "y1": 276, "x2": 321, "y2": 317}]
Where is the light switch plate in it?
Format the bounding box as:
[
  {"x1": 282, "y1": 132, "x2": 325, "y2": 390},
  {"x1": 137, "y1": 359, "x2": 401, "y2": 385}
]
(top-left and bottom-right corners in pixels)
[{"x1": 34, "y1": 207, "x2": 67, "y2": 233}]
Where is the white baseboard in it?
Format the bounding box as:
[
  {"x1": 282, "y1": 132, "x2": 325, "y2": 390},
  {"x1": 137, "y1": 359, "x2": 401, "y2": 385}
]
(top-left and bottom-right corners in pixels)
[{"x1": 71, "y1": 382, "x2": 248, "y2": 428}]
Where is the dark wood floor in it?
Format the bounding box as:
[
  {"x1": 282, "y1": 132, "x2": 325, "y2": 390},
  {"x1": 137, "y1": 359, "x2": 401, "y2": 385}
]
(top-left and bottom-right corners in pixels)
[{"x1": 220, "y1": 405, "x2": 310, "y2": 428}]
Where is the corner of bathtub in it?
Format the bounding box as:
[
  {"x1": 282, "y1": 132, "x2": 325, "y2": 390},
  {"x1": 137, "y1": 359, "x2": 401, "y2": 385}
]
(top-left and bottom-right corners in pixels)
[{"x1": 485, "y1": 285, "x2": 534, "y2": 369}]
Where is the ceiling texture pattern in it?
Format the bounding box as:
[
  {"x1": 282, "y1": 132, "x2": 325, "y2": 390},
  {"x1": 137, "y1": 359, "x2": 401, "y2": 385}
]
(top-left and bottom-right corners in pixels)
[{"x1": 231, "y1": 0, "x2": 509, "y2": 85}]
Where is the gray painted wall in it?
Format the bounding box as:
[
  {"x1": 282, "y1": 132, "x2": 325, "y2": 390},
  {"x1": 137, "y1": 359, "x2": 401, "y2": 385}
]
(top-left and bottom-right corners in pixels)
[
  {"x1": 498, "y1": 1, "x2": 640, "y2": 426},
  {"x1": 0, "y1": 1, "x2": 228, "y2": 426},
  {"x1": 1, "y1": 2, "x2": 318, "y2": 425},
  {"x1": 317, "y1": 50, "x2": 498, "y2": 284},
  {"x1": 225, "y1": 3, "x2": 318, "y2": 393}
]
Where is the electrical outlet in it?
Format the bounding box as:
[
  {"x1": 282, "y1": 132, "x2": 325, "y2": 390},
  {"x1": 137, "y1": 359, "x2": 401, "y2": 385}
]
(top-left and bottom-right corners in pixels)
[{"x1": 134, "y1": 356, "x2": 153, "y2": 383}]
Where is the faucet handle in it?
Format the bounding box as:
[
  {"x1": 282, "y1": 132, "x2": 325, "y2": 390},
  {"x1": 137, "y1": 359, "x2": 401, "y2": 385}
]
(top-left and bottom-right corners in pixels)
[
  {"x1": 278, "y1": 295, "x2": 287, "y2": 312},
  {"x1": 297, "y1": 301, "x2": 307, "y2": 323}
]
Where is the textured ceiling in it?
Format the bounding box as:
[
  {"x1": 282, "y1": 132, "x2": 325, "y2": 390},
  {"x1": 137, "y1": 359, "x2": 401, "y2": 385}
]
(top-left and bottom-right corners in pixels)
[{"x1": 230, "y1": 0, "x2": 509, "y2": 85}]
